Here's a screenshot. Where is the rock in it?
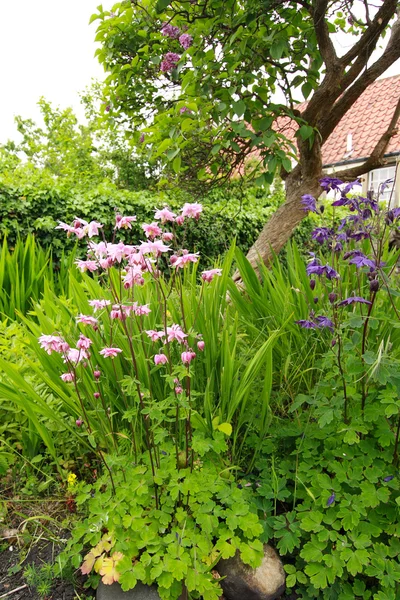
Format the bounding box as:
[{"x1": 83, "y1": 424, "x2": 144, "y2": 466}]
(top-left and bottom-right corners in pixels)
[
  {"x1": 216, "y1": 545, "x2": 286, "y2": 600},
  {"x1": 97, "y1": 581, "x2": 161, "y2": 600}
]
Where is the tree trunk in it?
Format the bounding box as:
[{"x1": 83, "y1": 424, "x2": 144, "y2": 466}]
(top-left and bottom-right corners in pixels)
[{"x1": 235, "y1": 167, "x2": 321, "y2": 280}]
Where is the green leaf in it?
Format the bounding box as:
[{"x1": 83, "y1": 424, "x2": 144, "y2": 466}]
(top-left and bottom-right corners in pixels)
[
  {"x1": 216, "y1": 423, "x2": 232, "y2": 436},
  {"x1": 119, "y1": 571, "x2": 137, "y2": 591},
  {"x1": 155, "y1": 0, "x2": 172, "y2": 13},
  {"x1": 232, "y1": 101, "x2": 246, "y2": 117}
]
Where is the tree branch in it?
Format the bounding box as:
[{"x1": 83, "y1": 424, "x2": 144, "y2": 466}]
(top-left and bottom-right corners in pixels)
[
  {"x1": 313, "y1": 0, "x2": 339, "y2": 68},
  {"x1": 318, "y1": 15, "x2": 400, "y2": 142},
  {"x1": 340, "y1": 0, "x2": 398, "y2": 67},
  {"x1": 337, "y1": 94, "x2": 400, "y2": 181}
]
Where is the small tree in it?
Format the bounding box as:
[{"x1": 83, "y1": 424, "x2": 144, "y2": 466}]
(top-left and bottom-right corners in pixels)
[{"x1": 92, "y1": 0, "x2": 400, "y2": 271}]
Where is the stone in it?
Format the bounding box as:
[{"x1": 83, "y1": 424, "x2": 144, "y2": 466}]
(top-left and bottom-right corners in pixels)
[
  {"x1": 97, "y1": 581, "x2": 161, "y2": 600},
  {"x1": 216, "y1": 545, "x2": 286, "y2": 600}
]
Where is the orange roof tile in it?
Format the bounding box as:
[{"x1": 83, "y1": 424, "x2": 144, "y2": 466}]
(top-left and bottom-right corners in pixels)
[
  {"x1": 274, "y1": 74, "x2": 400, "y2": 167},
  {"x1": 321, "y1": 74, "x2": 400, "y2": 166}
]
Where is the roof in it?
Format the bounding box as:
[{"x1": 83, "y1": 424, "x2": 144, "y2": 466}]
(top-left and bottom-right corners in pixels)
[
  {"x1": 321, "y1": 74, "x2": 400, "y2": 166},
  {"x1": 274, "y1": 74, "x2": 400, "y2": 168}
]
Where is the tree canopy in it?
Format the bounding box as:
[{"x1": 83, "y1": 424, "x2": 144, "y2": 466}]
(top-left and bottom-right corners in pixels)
[{"x1": 91, "y1": 0, "x2": 400, "y2": 269}]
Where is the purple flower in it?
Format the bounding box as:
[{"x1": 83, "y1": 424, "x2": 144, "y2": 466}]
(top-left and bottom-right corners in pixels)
[
  {"x1": 338, "y1": 297, "x2": 372, "y2": 306},
  {"x1": 392, "y1": 208, "x2": 400, "y2": 219},
  {"x1": 312, "y1": 227, "x2": 333, "y2": 244},
  {"x1": 179, "y1": 33, "x2": 193, "y2": 49},
  {"x1": 306, "y1": 259, "x2": 339, "y2": 280},
  {"x1": 383, "y1": 475, "x2": 394, "y2": 482},
  {"x1": 320, "y1": 177, "x2": 343, "y2": 192},
  {"x1": 325, "y1": 265, "x2": 340, "y2": 280},
  {"x1": 326, "y1": 492, "x2": 336, "y2": 507},
  {"x1": 160, "y1": 52, "x2": 181, "y2": 73},
  {"x1": 295, "y1": 320, "x2": 317, "y2": 329},
  {"x1": 332, "y1": 197, "x2": 350, "y2": 207},
  {"x1": 342, "y1": 180, "x2": 361, "y2": 194},
  {"x1": 301, "y1": 194, "x2": 317, "y2": 213},
  {"x1": 348, "y1": 254, "x2": 376, "y2": 269},
  {"x1": 139, "y1": 133, "x2": 145, "y2": 143},
  {"x1": 161, "y1": 23, "x2": 180, "y2": 39},
  {"x1": 315, "y1": 316, "x2": 334, "y2": 331}
]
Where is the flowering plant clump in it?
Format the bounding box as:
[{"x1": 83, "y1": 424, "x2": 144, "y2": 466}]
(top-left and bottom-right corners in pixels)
[
  {"x1": 296, "y1": 175, "x2": 400, "y2": 424},
  {"x1": 40, "y1": 203, "x2": 263, "y2": 598}
]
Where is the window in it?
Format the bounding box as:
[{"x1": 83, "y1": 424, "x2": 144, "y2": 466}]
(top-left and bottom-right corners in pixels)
[{"x1": 369, "y1": 166, "x2": 396, "y2": 203}]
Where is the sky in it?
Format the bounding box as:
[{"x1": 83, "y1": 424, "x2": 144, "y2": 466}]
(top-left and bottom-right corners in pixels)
[
  {"x1": 0, "y1": 1, "x2": 399, "y2": 145},
  {"x1": 0, "y1": 0, "x2": 104, "y2": 143}
]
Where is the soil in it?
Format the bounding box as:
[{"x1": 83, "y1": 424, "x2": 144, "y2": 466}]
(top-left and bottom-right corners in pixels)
[{"x1": 0, "y1": 534, "x2": 94, "y2": 600}]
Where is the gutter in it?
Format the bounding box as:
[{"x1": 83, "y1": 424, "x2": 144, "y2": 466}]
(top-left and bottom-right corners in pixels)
[{"x1": 323, "y1": 151, "x2": 400, "y2": 169}]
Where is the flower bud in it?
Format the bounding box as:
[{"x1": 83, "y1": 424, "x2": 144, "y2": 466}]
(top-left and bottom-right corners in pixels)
[
  {"x1": 94, "y1": 392, "x2": 100, "y2": 399},
  {"x1": 369, "y1": 279, "x2": 379, "y2": 293},
  {"x1": 309, "y1": 279, "x2": 316, "y2": 291},
  {"x1": 313, "y1": 297, "x2": 318, "y2": 304},
  {"x1": 94, "y1": 370, "x2": 101, "y2": 380},
  {"x1": 328, "y1": 292, "x2": 337, "y2": 304},
  {"x1": 76, "y1": 418, "x2": 83, "y2": 427},
  {"x1": 197, "y1": 340, "x2": 205, "y2": 351},
  {"x1": 319, "y1": 204, "x2": 325, "y2": 214},
  {"x1": 331, "y1": 339, "x2": 337, "y2": 347},
  {"x1": 170, "y1": 255, "x2": 178, "y2": 265}
]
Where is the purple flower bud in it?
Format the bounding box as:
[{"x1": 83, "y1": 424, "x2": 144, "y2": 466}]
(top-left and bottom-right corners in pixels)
[
  {"x1": 94, "y1": 370, "x2": 101, "y2": 380},
  {"x1": 94, "y1": 392, "x2": 100, "y2": 399},
  {"x1": 326, "y1": 492, "x2": 336, "y2": 506},
  {"x1": 76, "y1": 418, "x2": 83, "y2": 428},
  {"x1": 331, "y1": 339, "x2": 337, "y2": 347},
  {"x1": 369, "y1": 279, "x2": 379, "y2": 293},
  {"x1": 313, "y1": 297, "x2": 319, "y2": 304},
  {"x1": 310, "y1": 279, "x2": 316, "y2": 291},
  {"x1": 383, "y1": 475, "x2": 394, "y2": 482},
  {"x1": 328, "y1": 292, "x2": 337, "y2": 304}
]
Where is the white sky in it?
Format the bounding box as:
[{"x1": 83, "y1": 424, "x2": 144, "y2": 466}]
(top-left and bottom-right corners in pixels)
[
  {"x1": 0, "y1": 1, "x2": 399, "y2": 145},
  {"x1": 0, "y1": 0, "x2": 104, "y2": 143}
]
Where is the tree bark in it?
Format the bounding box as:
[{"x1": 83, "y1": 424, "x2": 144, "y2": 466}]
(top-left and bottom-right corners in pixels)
[{"x1": 235, "y1": 166, "x2": 322, "y2": 278}]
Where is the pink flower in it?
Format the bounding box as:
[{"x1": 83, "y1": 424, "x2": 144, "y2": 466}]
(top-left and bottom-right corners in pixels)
[
  {"x1": 55, "y1": 222, "x2": 78, "y2": 236},
  {"x1": 88, "y1": 241, "x2": 108, "y2": 258},
  {"x1": 162, "y1": 232, "x2": 174, "y2": 242},
  {"x1": 167, "y1": 324, "x2": 187, "y2": 343},
  {"x1": 181, "y1": 202, "x2": 202, "y2": 219},
  {"x1": 134, "y1": 304, "x2": 151, "y2": 316},
  {"x1": 76, "y1": 418, "x2": 83, "y2": 427},
  {"x1": 160, "y1": 52, "x2": 180, "y2": 73},
  {"x1": 38, "y1": 334, "x2": 68, "y2": 354},
  {"x1": 99, "y1": 347, "x2": 122, "y2": 358},
  {"x1": 77, "y1": 335, "x2": 93, "y2": 350},
  {"x1": 197, "y1": 340, "x2": 205, "y2": 351},
  {"x1": 175, "y1": 386, "x2": 183, "y2": 394},
  {"x1": 110, "y1": 308, "x2": 127, "y2": 321},
  {"x1": 179, "y1": 34, "x2": 193, "y2": 49},
  {"x1": 179, "y1": 106, "x2": 191, "y2": 114},
  {"x1": 142, "y1": 222, "x2": 163, "y2": 239},
  {"x1": 181, "y1": 350, "x2": 196, "y2": 365},
  {"x1": 84, "y1": 221, "x2": 103, "y2": 238},
  {"x1": 94, "y1": 370, "x2": 101, "y2": 379},
  {"x1": 107, "y1": 242, "x2": 129, "y2": 263},
  {"x1": 139, "y1": 133, "x2": 145, "y2": 143},
  {"x1": 173, "y1": 252, "x2": 200, "y2": 269},
  {"x1": 123, "y1": 266, "x2": 145, "y2": 289},
  {"x1": 146, "y1": 330, "x2": 165, "y2": 342},
  {"x1": 175, "y1": 215, "x2": 185, "y2": 226},
  {"x1": 88, "y1": 299, "x2": 111, "y2": 311},
  {"x1": 76, "y1": 314, "x2": 98, "y2": 327},
  {"x1": 60, "y1": 372, "x2": 75, "y2": 382},
  {"x1": 139, "y1": 240, "x2": 171, "y2": 256},
  {"x1": 66, "y1": 348, "x2": 90, "y2": 365},
  {"x1": 201, "y1": 268, "x2": 222, "y2": 282},
  {"x1": 154, "y1": 353, "x2": 168, "y2": 365},
  {"x1": 75, "y1": 260, "x2": 98, "y2": 273},
  {"x1": 115, "y1": 215, "x2": 137, "y2": 230},
  {"x1": 154, "y1": 207, "x2": 176, "y2": 223},
  {"x1": 161, "y1": 23, "x2": 180, "y2": 39},
  {"x1": 170, "y1": 255, "x2": 178, "y2": 265}
]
